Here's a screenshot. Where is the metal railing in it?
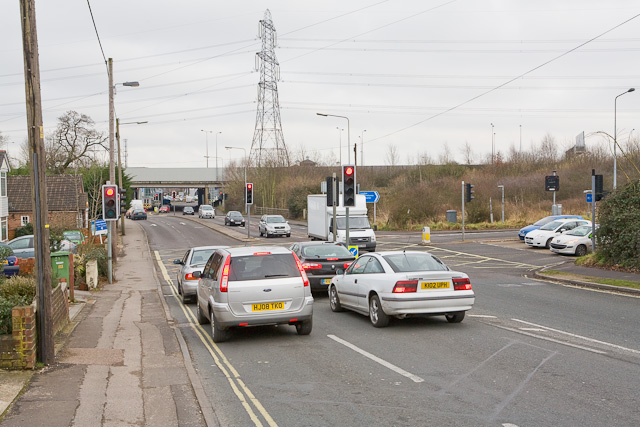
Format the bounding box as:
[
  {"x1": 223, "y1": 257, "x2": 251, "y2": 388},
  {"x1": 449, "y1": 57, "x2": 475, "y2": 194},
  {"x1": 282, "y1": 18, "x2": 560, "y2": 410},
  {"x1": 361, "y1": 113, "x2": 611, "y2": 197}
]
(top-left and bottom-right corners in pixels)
[{"x1": 253, "y1": 206, "x2": 290, "y2": 218}]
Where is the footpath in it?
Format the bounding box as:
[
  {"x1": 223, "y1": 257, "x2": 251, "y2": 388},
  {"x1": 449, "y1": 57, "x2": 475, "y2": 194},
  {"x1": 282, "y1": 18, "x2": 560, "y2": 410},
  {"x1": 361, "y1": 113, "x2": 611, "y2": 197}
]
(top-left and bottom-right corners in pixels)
[{"x1": 0, "y1": 221, "x2": 218, "y2": 426}]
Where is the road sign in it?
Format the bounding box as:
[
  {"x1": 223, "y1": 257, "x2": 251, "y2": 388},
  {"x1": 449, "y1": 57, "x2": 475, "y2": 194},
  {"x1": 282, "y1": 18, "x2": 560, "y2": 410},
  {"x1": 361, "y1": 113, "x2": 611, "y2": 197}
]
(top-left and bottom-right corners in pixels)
[
  {"x1": 94, "y1": 219, "x2": 108, "y2": 236},
  {"x1": 348, "y1": 246, "x2": 359, "y2": 258},
  {"x1": 586, "y1": 193, "x2": 593, "y2": 203},
  {"x1": 360, "y1": 191, "x2": 380, "y2": 203}
]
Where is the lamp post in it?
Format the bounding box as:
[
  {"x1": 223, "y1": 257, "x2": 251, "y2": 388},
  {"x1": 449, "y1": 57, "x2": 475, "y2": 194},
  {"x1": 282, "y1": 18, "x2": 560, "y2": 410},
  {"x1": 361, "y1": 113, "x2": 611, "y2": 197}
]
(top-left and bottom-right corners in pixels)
[
  {"x1": 116, "y1": 119, "x2": 147, "y2": 236},
  {"x1": 490, "y1": 123, "x2": 494, "y2": 164},
  {"x1": 201, "y1": 129, "x2": 212, "y2": 168},
  {"x1": 519, "y1": 124, "x2": 522, "y2": 154},
  {"x1": 215, "y1": 131, "x2": 222, "y2": 181},
  {"x1": 360, "y1": 129, "x2": 366, "y2": 166},
  {"x1": 614, "y1": 88, "x2": 635, "y2": 189},
  {"x1": 336, "y1": 127, "x2": 343, "y2": 165},
  {"x1": 497, "y1": 185, "x2": 505, "y2": 223},
  {"x1": 226, "y1": 146, "x2": 249, "y2": 238},
  {"x1": 318, "y1": 113, "x2": 350, "y2": 164}
]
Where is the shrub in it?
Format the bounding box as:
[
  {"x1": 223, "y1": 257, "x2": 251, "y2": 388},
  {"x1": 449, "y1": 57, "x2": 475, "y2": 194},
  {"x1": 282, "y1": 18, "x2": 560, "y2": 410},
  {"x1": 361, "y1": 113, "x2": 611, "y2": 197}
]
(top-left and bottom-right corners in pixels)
[
  {"x1": 81, "y1": 245, "x2": 108, "y2": 278},
  {"x1": 0, "y1": 276, "x2": 36, "y2": 335},
  {"x1": 14, "y1": 223, "x2": 34, "y2": 238}
]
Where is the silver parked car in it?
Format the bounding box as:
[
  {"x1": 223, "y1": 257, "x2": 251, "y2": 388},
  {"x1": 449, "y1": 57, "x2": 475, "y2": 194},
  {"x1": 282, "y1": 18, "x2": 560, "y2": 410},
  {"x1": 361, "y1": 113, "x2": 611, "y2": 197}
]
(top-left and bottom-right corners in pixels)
[
  {"x1": 329, "y1": 251, "x2": 475, "y2": 327},
  {"x1": 195, "y1": 246, "x2": 314, "y2": 342},
  {"x1": 173, "y1": 246, "x2": 229, "y2": 304}
]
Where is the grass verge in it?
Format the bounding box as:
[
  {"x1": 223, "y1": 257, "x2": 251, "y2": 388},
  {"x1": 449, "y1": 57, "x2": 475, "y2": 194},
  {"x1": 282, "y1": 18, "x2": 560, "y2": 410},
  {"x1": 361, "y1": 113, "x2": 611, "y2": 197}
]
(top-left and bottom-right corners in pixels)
[{"x1": 540, "y1": 270, "x2": 640, "y2": 290}]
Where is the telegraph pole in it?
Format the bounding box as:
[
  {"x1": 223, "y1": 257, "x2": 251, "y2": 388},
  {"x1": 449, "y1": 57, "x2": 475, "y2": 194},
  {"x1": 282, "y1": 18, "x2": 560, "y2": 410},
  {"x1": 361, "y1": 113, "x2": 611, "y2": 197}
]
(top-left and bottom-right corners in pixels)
[
  {"x1": 108, "y1": 59, "x2": 117, "y2": 265},
  {"x1": 20, "y1": 0, "x2": 54, "y2": 365}
]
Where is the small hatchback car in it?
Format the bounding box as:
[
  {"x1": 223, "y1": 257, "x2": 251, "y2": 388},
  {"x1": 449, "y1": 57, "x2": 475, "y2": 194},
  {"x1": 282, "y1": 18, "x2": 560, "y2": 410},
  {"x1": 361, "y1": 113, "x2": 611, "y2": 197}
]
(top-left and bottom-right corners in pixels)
[
  {"x1": 198, "y1": 205, "x2": 215, "y2": 219},
  {"x1": 195, "y1": 246, "x2": 314, "y2": 342}
]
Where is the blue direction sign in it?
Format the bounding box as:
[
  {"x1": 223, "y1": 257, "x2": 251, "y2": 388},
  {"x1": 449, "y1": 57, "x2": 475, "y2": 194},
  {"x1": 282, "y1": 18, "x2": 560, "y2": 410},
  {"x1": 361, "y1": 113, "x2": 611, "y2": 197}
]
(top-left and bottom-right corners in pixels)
[
  {"x1": 360, "y1": 191, "x2": 380, "y2": 203},
  {"x1": 586, "y1": 193, "x2": 593, "y2": 203},
  {"x1": 95, "y1": 219, "x2": 108, "y2": 236},
  {"x1": 348, "y1": 246, "x2": 359, "y2": 258}
]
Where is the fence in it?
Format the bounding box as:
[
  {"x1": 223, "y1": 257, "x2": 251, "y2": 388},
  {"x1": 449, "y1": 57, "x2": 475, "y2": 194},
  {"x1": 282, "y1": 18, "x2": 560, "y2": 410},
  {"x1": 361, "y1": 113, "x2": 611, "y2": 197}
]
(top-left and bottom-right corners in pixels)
[{"x1": 253, "y1": 206, "x2": 290, "y2": 218}]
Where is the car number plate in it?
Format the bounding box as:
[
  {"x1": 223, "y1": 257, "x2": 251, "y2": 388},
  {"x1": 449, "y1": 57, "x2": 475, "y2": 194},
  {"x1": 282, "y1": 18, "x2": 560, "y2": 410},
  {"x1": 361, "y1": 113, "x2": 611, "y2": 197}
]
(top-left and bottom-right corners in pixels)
[
  {"x1": 421, "y1": 281, "x2": 449, "y2": 289},
  {"x1": 322, "y1": 278, "x2": 332, "y2": 285},
  {"x1": 252, "y1": 302, "x2": 284, "y2": 311}
]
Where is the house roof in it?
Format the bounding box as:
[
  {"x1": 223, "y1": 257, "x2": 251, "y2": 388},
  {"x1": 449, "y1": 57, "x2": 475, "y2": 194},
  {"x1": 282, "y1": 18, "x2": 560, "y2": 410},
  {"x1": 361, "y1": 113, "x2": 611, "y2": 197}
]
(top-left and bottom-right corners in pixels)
[
  {"x1": 0, "y1": 151, "x2": 10, "y2": 172},
  {"x1": 8, "y1": 175, "x2": 88, "y2": 212}
]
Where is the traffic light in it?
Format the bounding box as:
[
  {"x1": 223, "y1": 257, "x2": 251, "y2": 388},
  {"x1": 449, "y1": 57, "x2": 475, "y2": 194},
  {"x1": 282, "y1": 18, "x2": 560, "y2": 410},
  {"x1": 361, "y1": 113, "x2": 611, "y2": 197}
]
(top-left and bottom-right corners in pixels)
[
  {"x1": 246, "y1": 183, "x2": 253, "y2": 205},
  {"x1": 102, "y1": 184, "x2": 119, "y2": 220},
  {"x1": 326, "y1": 176, "x2": 336, "y2": 207},
  {"x1": 595, "y1": 174, "x2": 604, "y2": 201},
  {"x1": 342, "y1": 165, "x2": 356, "y2": 207},
  {"x1": 119, "y1": 188, "x2": 127, "y2": 215},
  {"x1": 172, "y1": 191, "x2": 176, "y2": 199},
  {"x1": 465, "y1": 183, "x2": 475, "y2": 203}
]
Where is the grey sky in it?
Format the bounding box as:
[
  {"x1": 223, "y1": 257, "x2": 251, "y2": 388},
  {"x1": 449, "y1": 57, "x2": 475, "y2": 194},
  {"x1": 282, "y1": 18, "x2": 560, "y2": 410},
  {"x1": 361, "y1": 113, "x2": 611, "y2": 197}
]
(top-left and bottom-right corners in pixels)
[{"x1": 1, "y1": 0, "x2": 639, "y2": 167}]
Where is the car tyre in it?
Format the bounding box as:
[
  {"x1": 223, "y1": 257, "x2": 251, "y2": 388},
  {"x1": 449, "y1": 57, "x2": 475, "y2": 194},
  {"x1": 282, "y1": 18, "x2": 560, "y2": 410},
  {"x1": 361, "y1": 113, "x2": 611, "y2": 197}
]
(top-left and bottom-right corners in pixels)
[
  {"x1": 210, "y1": 308, "x2": 231, "y2": 343},
  {"x1": 286, "y1": 233, "x2": 291, "y2": 238},
  {"x1": 329, "y1": 286, "x2": 344, "y2": 312},
  {"x1": 196, "y1": 301, "x2": 209, "y2": 325},
  {"x1": 295, "y1": 318, "x2": 312, "y2": 335},
  {"x1": 445, "y1": 311, "x2": 465, "y2": 323},
  {"x1": 545, "y1": 238, "x2": 553, "y2": 249},
  {"x1": 181, "y1": 287, "x2": 192, "y2": 304},
  {"x1": 575, "y1": 244, "x2": 587, "y2": 257},
  {"x1": 369, "y1": 294, "x2": 389, "y2": 328}
]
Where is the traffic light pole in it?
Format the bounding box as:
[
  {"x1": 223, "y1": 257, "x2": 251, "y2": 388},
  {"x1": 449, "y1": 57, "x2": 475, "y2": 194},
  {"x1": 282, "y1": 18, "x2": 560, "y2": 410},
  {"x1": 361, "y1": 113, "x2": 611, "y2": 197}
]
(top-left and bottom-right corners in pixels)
[
  {"x1": 461, "y1": 181, "x2": 465, "y2": 242},
  {"x1": 591, "y1": 170, "x2": 596, "y2": 251},
  {"x1": 332, "y1": 173, "x2": 337, "y2": 243}
]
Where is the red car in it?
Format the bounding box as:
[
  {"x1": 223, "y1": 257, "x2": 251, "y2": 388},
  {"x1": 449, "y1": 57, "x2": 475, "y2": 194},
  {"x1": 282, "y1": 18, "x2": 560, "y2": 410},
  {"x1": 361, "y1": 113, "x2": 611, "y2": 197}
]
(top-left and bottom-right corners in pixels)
[{"x1": 159, "y1": 205, "x2": 170, "y2": 213}]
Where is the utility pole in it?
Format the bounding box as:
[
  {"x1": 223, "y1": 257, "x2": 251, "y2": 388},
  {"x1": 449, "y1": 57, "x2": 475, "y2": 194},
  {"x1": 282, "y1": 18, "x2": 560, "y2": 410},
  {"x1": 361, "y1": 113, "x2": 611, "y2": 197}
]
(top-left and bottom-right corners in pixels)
[
  {"x1": 20, "y1": 0, "x2": 54, "y2": 365},
  {"x1": 108, "y1": 58, "x2": 117, "y2": 268}
]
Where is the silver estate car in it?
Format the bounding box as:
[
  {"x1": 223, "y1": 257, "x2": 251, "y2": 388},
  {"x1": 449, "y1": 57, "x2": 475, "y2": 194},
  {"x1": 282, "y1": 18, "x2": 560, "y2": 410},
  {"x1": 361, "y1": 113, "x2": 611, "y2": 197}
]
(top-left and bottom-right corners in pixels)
[
  {"x1": 173, "y1": 246, "x2": 229, "y2": 304},
  {"x1": 195, "y1": 246, "x2": 314, "y2": 342}
]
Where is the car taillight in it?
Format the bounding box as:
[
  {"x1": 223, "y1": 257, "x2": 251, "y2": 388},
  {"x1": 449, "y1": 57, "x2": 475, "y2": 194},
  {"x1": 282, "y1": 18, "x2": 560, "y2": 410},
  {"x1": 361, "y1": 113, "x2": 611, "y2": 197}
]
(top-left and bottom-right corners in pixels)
[
  {"x1": 453, "y1": 278, "x2": 472, "y2": 290},
  {"x1": 326, "y1": 258, "x2": 338, "y2": 261},
  {"x1": 292, "y1": 253, "x2": 309, "y2": 287},
  {"x1": 185, "y1": 273, "x2": 197, "y2": 280},
  {"x1": 13, "y1": 258, "x2": 19, "y2": 266},
  {"x1": 253, "y1": 251, "x2": 271, "y2": 256},
  {"x1": 220, "y1": 256, "x2": 231, "y2": 292},
  {"x1": 302, "y1": 262, "x2": 322, "y2": 270},
  {"x1": 393, "y1": 280, "x2": 418, "y2": 293}
]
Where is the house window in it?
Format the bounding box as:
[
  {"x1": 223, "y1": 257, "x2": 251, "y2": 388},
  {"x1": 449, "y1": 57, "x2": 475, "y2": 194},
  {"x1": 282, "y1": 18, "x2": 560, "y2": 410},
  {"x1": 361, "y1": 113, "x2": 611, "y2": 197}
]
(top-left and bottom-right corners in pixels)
[
  {"x1": 21, "y1": 216, "x2": 30, "y2": 226},
  {"x1": 1, "y1": 218, "x2": 6, "y2": 242},
  {"x1": 0, "y1": 171, "x2": 5, "y2": 197}
]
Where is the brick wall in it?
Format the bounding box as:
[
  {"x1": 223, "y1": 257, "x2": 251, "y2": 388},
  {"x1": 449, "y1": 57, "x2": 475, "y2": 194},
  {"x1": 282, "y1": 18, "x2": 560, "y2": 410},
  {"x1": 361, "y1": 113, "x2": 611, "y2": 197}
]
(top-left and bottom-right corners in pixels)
[
  {"x1": 8, "y1": 211, "x2": 79, "y2": 240},
  {"x1": 0, "y1": 303, "x2": 36, "y2": 370}
]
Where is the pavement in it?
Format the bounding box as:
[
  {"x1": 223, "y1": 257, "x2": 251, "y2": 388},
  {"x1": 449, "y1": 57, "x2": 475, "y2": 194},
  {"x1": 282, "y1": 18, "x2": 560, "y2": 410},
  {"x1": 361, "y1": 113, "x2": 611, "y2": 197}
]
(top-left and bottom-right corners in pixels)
[{"x1": 0, "y1": 220, "x2": 218, "y2": 426}]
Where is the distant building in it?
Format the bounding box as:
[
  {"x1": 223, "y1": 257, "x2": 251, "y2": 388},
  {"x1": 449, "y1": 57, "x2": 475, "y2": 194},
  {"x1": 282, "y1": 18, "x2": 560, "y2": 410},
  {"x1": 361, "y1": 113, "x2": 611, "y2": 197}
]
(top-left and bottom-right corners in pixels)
[
  {"x1": 297, "y1": 157, "x2": 317, "y2": 167},
  {"x1": 0, "y1": 151, "x2": 10, "y2": 241}
]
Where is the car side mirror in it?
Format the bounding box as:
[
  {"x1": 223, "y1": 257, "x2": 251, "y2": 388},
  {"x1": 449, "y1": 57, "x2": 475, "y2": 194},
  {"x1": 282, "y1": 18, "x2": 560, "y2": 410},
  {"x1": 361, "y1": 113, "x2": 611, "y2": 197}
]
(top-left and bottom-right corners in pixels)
[
  {"x1": 192, "y1": 271, "x2": 201, "y2": 279},
  {"x1": 336, "y1": 268, "x2": 344, "y2": 275},
  {"x1": 173, "y1": 259, "x2": 182, "y2": 265}
]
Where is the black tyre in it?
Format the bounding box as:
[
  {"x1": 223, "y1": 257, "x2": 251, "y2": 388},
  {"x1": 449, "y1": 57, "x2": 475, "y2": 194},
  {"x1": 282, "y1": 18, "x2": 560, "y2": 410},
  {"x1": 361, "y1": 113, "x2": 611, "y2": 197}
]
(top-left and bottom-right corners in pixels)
[
  {"x1": 181, "y1": 288, "x2": 192, "y2": 304},
  {"x1": 286, "y1": 233, "x2": 291, "y2": 238},
  {"x1": 545, "y1": 238, "x2": 553, "y2": 249},
  {"x1": 295, "y1": 318, "x2": 312, "y2": 335},
  {"x1": 259, "y1": 229, "x2": 263, "y2": 237},
  {"x1": 210, "y1": 308, "x2": 231, "y2": 343},
  {"x1": 369, "y1": 295, "x2": 389, "y2": 328},
  {"x1": 575, "y1": 244, "x2": 587, "y2": 257},
  {"x1": 329, "y1": 286, "x2": 344, "y2": 312},
  {"x1": 445, "y1": 311, "x2": 465, "y2": 323},
  {"x1": 196, "y1": 301, "x2": 209, "y2": 325}
]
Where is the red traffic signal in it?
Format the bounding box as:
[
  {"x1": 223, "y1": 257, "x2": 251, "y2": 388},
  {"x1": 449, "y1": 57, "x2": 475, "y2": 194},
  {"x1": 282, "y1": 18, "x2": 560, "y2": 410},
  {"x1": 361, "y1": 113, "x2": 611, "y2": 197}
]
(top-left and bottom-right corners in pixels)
[
  {"x1": 105, "y1": 187, "x2": 115, "y2": 197},
  {"x1": 344, "y1": 166, "x2": 354, "y2": 176},
  {"x1": 247, "y1": 183, "x2": 253, "y2": 190}
]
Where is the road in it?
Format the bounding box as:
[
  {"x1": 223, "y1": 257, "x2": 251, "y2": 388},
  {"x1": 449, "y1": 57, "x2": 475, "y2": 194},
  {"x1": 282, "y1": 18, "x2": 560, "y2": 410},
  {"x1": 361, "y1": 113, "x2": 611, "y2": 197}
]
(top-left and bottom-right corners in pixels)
[{"x1": 137, "y1": 213, "x2": 640, "y2": 427}]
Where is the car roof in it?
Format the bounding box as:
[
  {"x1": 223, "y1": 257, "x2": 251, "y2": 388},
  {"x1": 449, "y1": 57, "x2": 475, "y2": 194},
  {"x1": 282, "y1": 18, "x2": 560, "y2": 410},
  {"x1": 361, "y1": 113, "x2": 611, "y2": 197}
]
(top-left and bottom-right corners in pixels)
[
  {"x1": 191, "y1": 245, "x2": 230, "y2": 252},
  {"x1": 364, "y1": 250, "x2": 435, "y2": 257},
  {"x1": 264, "y1": 214, "x2": 284, "y2": 218},
  {"x1": 296, "y1": 241, "x2": 346, "y2": 248},
  {"x1": 221, "y1": 246, "x2": 292, "y2": 257}
]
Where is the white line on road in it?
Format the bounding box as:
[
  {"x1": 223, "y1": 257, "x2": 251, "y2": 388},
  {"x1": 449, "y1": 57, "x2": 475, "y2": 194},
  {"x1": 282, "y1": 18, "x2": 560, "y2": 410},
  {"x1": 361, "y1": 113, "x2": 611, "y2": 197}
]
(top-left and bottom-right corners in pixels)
[
  {"x1": 512, "y1": 319, "x2": 640, "y2": 355},
  {"x1": 327, "y1": 334, "x2": 424, "y2": 383}
]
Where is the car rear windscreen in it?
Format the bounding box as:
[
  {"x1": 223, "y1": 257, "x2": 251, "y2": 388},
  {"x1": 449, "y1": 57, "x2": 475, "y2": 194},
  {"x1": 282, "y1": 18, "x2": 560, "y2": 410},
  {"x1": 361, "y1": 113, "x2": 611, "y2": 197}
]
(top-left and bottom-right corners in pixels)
[
  {"x1": 383, "y1": 253, "x2": 448, "y2": 272},
  {"x1": 229, "y1": 254, "x2": 300, "y2": 281}
]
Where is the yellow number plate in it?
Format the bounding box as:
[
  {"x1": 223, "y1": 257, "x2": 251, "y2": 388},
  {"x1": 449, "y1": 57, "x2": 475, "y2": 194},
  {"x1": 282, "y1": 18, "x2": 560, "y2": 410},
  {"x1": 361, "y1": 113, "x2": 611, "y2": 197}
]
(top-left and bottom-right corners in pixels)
[
  {"x1": 252, "y1": 302, "x2": 285, "y2": 312},
  {"x1": 421, "y1": 281, "x2": 449, "y2": 290}
]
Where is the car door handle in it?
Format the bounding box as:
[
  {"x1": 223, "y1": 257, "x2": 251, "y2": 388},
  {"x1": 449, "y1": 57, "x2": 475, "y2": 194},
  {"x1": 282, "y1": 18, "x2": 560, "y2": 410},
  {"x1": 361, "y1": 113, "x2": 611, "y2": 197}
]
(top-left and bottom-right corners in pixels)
[{"x1": 355, "y1": 279, "x2": 357, "y2": 284}]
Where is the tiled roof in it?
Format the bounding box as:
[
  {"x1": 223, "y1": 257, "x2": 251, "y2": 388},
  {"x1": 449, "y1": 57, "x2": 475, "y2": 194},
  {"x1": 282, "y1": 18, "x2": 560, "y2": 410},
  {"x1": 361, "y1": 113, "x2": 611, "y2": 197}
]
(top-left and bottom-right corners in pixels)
[{"x1": 8, "y1": 175, "x2": 88, "y2": 212}]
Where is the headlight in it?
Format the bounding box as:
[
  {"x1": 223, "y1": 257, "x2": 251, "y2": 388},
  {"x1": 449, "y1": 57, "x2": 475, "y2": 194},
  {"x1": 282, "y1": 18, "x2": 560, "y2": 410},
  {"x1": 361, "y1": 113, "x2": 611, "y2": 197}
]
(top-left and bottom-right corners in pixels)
[{"x1": 371, "y1": 234, "x2": 376, "y2": 241}]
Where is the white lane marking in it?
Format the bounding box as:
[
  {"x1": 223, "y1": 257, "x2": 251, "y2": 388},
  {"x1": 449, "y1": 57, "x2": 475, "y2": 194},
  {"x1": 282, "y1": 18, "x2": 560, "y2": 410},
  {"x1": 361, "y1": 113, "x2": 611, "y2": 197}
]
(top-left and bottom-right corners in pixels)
[
  {"x1": 327, "y1": 334, "x2": 424, "y2": 383},
  {"x1": 512, "y1": 319, "x2": 640, "y2": 355},
  {"x1": 519, "y1": 328, "x2": 546, "y2": 332},
  {"x1": 150, "y1": 224, "x2": 157, "y2": 227},
  {"x1": 491, "y1": 324, "x2": 607, "y2": 355},
  {"x1": 503, "y1": 424, "x2": 520, "y2": 427},
  {"x1": 469, "y1": 314, "x2": 497, "y2": 318}
]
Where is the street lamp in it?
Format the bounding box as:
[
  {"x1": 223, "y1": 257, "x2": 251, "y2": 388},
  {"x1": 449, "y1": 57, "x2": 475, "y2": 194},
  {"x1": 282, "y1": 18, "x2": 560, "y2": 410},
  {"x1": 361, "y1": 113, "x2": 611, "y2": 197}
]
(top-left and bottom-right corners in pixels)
[
  {"x1": 360, "y1": 129, "x2": 367, "y2": 166},
  {"x1": 317, "y1": 113, "x2": 351, "y2": 164},
  {"x1": 614, "y1": 88, "x2": 635, "y2": 189},
  {"x1": 490, "y1": 123, "x2": 494, "y2": 164},
  {"x1": 497, "y1": 185, "x2": 505, "y2": 223},
  {"x1": 226, "y1": 146, "x2": 250, "y2": 239},
  {"x1": 336, "y1": 127, "x2": 343, "y2": 165},
  {"x1": 201, "y1": 130, "x2": 212, "y2": 168},
  {"x1": 215, "y1": 131, "x2": 222, "y2": 181}
]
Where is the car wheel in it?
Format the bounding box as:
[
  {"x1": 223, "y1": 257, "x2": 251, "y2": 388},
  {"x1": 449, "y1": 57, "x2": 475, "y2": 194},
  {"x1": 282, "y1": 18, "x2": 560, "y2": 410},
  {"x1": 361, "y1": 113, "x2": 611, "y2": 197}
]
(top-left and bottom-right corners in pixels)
[
  {"x1": 575, "y1": 244, "x2": 587, "y2": 257},
  {"x1": 369, "y1": 295, "x2": 389, "y2": 328},
  {"x1": 445, "y1": 311, "x2": 465, "y2": 323},
  {"x1": 329, "y1": 286, "x2": 344, "y2": 312},
  {"x1": 295, "y1": 318, "x2": 312, "y2": 335},
  {"x1": 545, "y1": 238, "x2": 553, "y2": 249},
  {"x1": 196, "y1": 301, "x2": 209, "y2": 325},
  {"x1": 286, "y1": 233, "x2": 291, "y2": 238},
  {"x1": 181, "y1": 288, "x2": 191, "y2": 304},
  {"x1": 177, "y1": 280, "x2": 182, "y2": 295},
  {"x1": 259, "y1": 229, "x2": 263, "y2": 236},
  {"x1": 210, "y1": 308, "x2": 231, "y2": 343}
]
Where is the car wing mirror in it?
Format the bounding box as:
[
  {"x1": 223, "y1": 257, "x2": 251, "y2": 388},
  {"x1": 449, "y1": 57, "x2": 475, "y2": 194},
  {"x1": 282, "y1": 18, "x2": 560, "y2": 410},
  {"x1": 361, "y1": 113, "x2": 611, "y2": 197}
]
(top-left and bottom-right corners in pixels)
[
  {"x1": 336, "y1": 268, "x2": 344, "y2": 275},
  {"x1": 173, "y1": 259, "x2": 182, "y2": 265},
  {"x1": 192, "y1": 271, "x2": 201, "y2": 279}
]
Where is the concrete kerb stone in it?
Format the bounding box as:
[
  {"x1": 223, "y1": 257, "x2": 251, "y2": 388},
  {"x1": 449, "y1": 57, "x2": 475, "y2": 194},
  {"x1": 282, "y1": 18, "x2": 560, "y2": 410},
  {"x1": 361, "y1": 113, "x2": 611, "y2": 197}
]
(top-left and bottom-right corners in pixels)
[
  {"x1": 533, "y1": 266, "x2": 640, "y2": 296},
  {"x1": 137, "y1": 221, "x2": 220, "y2": 427}
]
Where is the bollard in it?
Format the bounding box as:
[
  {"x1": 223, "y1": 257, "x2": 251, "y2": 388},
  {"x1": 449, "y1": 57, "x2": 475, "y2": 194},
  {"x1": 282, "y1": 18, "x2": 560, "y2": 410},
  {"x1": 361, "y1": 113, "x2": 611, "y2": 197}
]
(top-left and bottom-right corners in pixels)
[{"x1": 422, "y1": 226, "x2": 431, "y2": 244}]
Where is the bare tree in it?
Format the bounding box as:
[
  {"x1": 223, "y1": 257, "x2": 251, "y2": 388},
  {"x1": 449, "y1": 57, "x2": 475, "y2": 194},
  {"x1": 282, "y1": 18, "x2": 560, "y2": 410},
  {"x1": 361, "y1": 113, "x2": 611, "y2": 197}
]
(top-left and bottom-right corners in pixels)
[
  {"x1": 46, "y1": 111, "x2": 107, "y2": 174},
  {"x1": 460, "y1": 141, "x2": 474, "y2": 165},
  {"x1": 538, "y1": 132, "x2": 558, "y2": 163},
  {"x1": 438, "y1": 142, "x2": 456, "y2": 165},
  {"x1": 385, "y1": 144, "x2": 399, "y2": 166}
]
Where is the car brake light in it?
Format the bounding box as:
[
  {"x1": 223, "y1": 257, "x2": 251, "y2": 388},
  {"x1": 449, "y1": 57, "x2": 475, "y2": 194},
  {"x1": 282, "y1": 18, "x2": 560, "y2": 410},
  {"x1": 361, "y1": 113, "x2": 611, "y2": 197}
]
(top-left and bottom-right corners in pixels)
[
  {"x1": 292, "y1": 253, "x2": 309, "y2": 287},
  {"x1": 220, "y1": 256, "x2": 231, "y2": 292},
  {"x1": 13, "y1": 258, "x2": 19, "y2": 266},
  {"x1": 253, "y1": 251, "x2": 271, "y2": 255},
  {"x1": 326, "y1": 258, "x2": 338, "y2": 261},
  {"x1": 185, "y1": 273, "x2": 197, "y2": 280},
  {"x1": 453, "y1": 278, "x2": 472, "y2": 290},
  {"x1": 302, "y1": 262, "x2": 322, "y2": 270},
  {"x1": 393, "y1": 280, "x2": 418, "y2": 293}
]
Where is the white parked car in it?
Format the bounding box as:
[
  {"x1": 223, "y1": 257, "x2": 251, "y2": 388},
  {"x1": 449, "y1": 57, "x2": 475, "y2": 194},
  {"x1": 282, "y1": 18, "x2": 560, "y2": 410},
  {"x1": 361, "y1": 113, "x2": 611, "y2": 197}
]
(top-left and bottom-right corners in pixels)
[
  {"x1": 198, "y1": 204, "x2": 215, "y2": 219},
  {"x1": 550, "y1": 224, "x2": 597, "y2": 256},
  {"x1": 329, "y1": 251, "x2": 475, "y2": 327},
  {"x1": 258, "y1": 214, "x2": 291, "y2": 238},
  {"x1": 524, "y1": 218, "x2": 590, "y2": 248}
]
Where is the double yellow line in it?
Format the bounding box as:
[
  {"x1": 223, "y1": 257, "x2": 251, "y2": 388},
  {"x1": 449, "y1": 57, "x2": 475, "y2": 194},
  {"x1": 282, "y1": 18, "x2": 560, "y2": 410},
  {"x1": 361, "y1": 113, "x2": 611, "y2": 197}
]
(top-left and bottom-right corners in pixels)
[{"x1": 154, "y1": 251, "x2": 278, "y2": 427}]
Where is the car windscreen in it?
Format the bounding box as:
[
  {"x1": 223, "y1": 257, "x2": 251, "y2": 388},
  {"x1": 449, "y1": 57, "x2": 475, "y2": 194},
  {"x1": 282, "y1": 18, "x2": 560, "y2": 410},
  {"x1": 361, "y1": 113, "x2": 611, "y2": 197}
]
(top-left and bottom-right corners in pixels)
[
  {"x1": 64, "y1": 231, "x2": 83, "y2": 240},
  {"x1": 566, "y1": 226, "x2": 591, "y2": 236},
  {"x1": 266, "y1": 216, "x2": 286, "y2": 223},
  {"x1": 301, "y1": 245, "x2": 352, "y2": 258},
  {"x1": 229, "y1": 254, "x2": 300, "y2": 281},
  {"x1": 383, "y1": 253, "x2": 448, "y2": 272},
  {"x1": 539, "y1": 220, "x2": 562, "y2": 231},
  {"x1": 335, "y1": 216, "x2": 371, "y2": 230},
  {"x1": 533, "y1": 217, "x2": 555, "y2": 227},
  {"x1": 230, "y1": 212, "x2": 243, "y2": 218},
  {"x1": 191, "y1": 249, "x2": 215, "y2": 265},
  {"x1": 201, "y1": 205, "x2": 213, "y2": 210}
]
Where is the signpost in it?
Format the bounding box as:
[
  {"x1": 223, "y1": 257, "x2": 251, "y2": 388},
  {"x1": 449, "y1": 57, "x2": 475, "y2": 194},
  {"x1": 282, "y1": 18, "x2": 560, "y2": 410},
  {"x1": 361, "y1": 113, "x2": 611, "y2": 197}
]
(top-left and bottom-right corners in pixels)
[
  {"x1": 93, "y1": 219, "x2": 108, "y2": 244},
  {"x1": 360, "y1": 191, "x2": 380, "y2": 224}
]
